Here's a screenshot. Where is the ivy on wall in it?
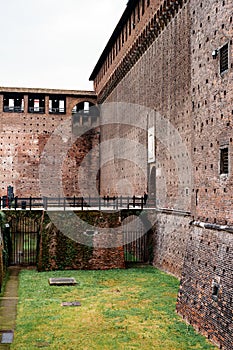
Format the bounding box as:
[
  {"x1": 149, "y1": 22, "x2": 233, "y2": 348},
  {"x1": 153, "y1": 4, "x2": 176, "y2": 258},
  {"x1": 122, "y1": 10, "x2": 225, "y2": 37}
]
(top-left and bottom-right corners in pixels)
[
  {"x1": 0, "y1": 212, "x2": 8, "y2": 292},
  {"x1": 38, "y1": 211, "x2": 122, "y2": 272}
]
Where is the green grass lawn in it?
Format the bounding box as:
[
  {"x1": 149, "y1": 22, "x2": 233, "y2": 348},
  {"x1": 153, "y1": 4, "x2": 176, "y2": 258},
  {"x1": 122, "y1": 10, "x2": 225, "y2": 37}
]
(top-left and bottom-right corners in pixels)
[{"x1": 11, "y1": 267, "x2": 217, "y2": 350}]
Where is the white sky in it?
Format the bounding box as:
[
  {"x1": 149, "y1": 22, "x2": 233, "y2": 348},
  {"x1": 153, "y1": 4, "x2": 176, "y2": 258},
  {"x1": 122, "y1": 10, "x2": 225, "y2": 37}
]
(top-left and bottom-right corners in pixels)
[{"x1": 0, "y1": 0, "x2": 127, "y2": 91}]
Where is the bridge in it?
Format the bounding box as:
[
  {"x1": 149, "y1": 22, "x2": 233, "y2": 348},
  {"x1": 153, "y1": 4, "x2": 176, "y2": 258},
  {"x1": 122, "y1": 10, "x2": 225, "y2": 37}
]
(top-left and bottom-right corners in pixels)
[{"x1": 0, "y1": 195, "x2": 155, "y2": 211}]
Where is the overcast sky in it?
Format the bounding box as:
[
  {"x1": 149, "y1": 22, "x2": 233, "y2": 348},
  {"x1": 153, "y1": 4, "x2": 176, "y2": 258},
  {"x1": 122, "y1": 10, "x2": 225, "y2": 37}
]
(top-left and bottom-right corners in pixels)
[{"x1": 0, "y1": 0, "x2": 127, "y2": 91}]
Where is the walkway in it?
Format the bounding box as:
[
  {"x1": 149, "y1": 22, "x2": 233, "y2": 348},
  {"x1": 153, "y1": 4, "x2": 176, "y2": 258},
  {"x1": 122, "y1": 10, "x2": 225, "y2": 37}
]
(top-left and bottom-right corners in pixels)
[{"x1": 0, "y1": 267, "x2": 20, "y2": 349}]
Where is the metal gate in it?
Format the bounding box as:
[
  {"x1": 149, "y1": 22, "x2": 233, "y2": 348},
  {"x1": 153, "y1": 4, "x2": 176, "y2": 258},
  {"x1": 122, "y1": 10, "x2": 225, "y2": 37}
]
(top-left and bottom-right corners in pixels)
[
  {"x1": 123, "y1": 215, "x2": 149, "y2": 263},
  {"x1": 10, "y1": 216, "x2": 40, "y2": 266},
  {"x1": 124, "y1": 231, "x2": 148, "y2": 263}
]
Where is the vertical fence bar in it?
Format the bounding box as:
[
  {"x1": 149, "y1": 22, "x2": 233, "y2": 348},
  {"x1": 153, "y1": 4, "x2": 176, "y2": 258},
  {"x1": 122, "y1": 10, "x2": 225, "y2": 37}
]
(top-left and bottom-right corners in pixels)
[
  {"x1": 43, "y1": 197, "x2": 47, "y2": 211},
  {"x1": 14, "y1": 197, "x2": 18, "y2": 210}
]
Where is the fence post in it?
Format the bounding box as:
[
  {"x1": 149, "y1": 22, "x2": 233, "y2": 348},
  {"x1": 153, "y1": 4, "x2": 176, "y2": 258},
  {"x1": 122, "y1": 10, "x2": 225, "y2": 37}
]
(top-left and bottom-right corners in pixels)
[
  {"x1": 44, "y1": 197, "x2": 47, "y2": 211},
  {"x1": 73, "y1": 196, "x2": 76, "y2": 208},
  {"x1": 141, "y1": 196, "x2": 144, "y2": 210},
  {"x1": 14, "y1": 197, "x2": 18, "y2": 210},
  {"x1": 29, "y1": 196, "x2": 32, "y2": 211},
  {"x1": 133, "y1": 195, "x2": 135, "y2": 208},
  {"x1": 63, "y1": 197, "x2": 66, "y2": 211},
  {"x1": 81, "y1": 197, "x2": 84, "y2": 211}
]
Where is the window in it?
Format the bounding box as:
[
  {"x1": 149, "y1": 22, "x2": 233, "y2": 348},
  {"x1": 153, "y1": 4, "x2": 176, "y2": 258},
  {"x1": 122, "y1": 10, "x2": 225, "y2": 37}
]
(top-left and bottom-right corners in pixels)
[
  {"x1": 212, "y1": 283, "x2": 220, "y2": 301},
  {"x1": 49, "y1": 95, "x2": 66, "y2": 114},
  {"x1": 28, "y1": 94, "x2": 45, "y2": 113},
  {"x1": 137, "y1": 3, "x2": 140, "y2": 21},
  {"x1": 3, "y1": 93, "x2": 24, "y2": 113},
  {"x1": 220, "y1": 147, "x2": 229, "y2": 174},
  {"x1": 220, "y1": 43, "x2": 229, "y2": 74},
  {"x1": 142, "y1": 0, "x2": 145, "y2": 15}
]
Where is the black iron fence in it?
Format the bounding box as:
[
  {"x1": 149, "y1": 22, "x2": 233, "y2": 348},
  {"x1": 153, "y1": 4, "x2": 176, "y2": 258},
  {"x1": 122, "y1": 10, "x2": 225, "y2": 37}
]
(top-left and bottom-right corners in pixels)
[
  {"x1": 124, "y1": 231, "x2": 149, "y2": 263},
  {"x1": 0, "y1": 195, "x2": 155, "y2": 211},
  {"x1": 9, "y1": 215, "x2": 40, "y2": 266}
]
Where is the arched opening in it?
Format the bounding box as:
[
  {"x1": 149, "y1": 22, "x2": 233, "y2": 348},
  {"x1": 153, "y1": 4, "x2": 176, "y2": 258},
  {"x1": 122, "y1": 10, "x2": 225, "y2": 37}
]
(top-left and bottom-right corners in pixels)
[
  {"x1": 72, "y1": 101, "x2": 100, "y2": 126},
  {"x1": 72, "y1": 101, "x2": 99, "y2": 116},
  {"x1": 149, "y1": 166, "x2": 156, "y2": 198}
]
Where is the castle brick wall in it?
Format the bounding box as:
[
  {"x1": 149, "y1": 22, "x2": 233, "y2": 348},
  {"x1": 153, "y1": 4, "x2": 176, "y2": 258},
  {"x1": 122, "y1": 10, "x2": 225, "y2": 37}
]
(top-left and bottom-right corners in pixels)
[
  {"x1": 0, "y1": 88, "x2": 97, "y2": 198},
  {"x1": 38, "y1": 211, "x2": 125, "y2": 271},
  {"x1": 177, "y1": 225, "x2": 233, "y2": 349},
  {"x1": 99, "y1": 2, "x2": 192, "y2": 211},
  {"x1": 190, "y1": 0, "x2": 233, "y2": 225},
  {"x1": 90, "y1": 0, "x2": 233, "y2": 347},
  {"x1": 153, "y1": 212, "x2": 191, "y2": 278}
]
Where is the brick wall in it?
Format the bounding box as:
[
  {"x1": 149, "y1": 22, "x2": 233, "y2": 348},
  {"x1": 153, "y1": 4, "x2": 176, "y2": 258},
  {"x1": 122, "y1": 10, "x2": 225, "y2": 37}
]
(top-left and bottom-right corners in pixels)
[
  {"x1": 38, "y1": 211, "x2": 125, "y2": 271},
  {"x1": 91, "y1": 0, "x2": 233, "y2": 347},
  {"x1": 99, "y1": 2, "x2": 192, "y2": 211},
  {"x1": 0, "y1": 88, "x2": 97, "y2": 198},
  {"x1": 153, "y1": 212, "x2": 191, "y2": 278},
  {"x1": 92, "y1": 0, "x2": 165, "y2": 96},
  {"x1": 177, "y1": 225, "x2": 233, "y2": 349},
  {"x1": 190, "y1": 0, "x2": 233, "y2": 225}
]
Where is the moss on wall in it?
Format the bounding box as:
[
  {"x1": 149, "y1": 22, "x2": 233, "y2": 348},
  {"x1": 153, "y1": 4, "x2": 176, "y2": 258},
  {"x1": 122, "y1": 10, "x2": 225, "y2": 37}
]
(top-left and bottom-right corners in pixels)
[{"x1": 38, "y1": 211, "x2": 125, "y2": 272}]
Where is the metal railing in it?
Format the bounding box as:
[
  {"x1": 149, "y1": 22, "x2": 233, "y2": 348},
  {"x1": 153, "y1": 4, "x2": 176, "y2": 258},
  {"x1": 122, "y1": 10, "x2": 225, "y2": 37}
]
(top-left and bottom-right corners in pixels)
[
  {"x1": 28, "y1": 107, "x2": 45, "y2": 113},
  {"x1": 0, "y1": 195, "x2": 154, "y2": 211},
  {"x1": 3, "y1": 106, "x2": 24, "y2": 113},
  {"x1": 49, "y1": 107, "x2": 65, "y2": 114}
]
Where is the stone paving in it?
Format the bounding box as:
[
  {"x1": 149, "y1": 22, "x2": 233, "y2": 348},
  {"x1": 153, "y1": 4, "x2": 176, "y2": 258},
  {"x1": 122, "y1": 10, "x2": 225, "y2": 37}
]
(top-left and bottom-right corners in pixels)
[{"x1": 0, "y1": 267, "x2": 20, "y2": 349}]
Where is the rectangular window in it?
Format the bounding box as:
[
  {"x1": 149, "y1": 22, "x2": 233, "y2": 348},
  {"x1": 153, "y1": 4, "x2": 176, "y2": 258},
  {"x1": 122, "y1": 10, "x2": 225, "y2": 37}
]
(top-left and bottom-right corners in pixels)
[
  {"x1": 3, "y1": 93, "x2": 24, "y2": 113},
  {"x1": 220, "y1": 147, "x2": 229, "y2": 174},
  {"x1": 137, "y1": 3, "x2": 140, "y2": 21},
  {"x1": 133, "y1": 9, "x2": 136, "y2": 29},
  {"x1": 212, "y1": 283, "x2": 220, "y2": 302},
  {"x1": 28, "y1": 94, "x2": 45, "y2": 113},
  {"x1": 220, "y1": 43, "x2": 229, "y2": 74},
  {"x1": 142, "y1": 0, "x2": 145, "y2": 15}
]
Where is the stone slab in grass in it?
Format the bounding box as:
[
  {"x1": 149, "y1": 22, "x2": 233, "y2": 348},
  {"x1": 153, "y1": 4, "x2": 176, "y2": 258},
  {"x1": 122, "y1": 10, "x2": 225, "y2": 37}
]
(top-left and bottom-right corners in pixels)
[
  {"x1": 48, "y1": 277, "x2": 77, "y2": 286},
  {"x1": 0, "y1": 330, "x2": 14, "y2": 344},
  {"x1": 61, "y1": 301, "x2": 81, "y2": 307}
]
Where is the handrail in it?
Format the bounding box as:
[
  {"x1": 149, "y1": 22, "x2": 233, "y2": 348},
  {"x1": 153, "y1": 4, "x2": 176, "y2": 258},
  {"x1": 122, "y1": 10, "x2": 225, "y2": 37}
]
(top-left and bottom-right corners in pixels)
[
  {"x1": 3, "y1": 106, "x2": 24, "y2": 113},
  {"x1": 49, "y1": 107, "x2": 65, "y2": 114},
  {"x1": 0, "y1": 195, "x2": 154, "y2": 211},
  {"x1": 28, "y1": 107, "x2": 45, "y2": 113}
]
